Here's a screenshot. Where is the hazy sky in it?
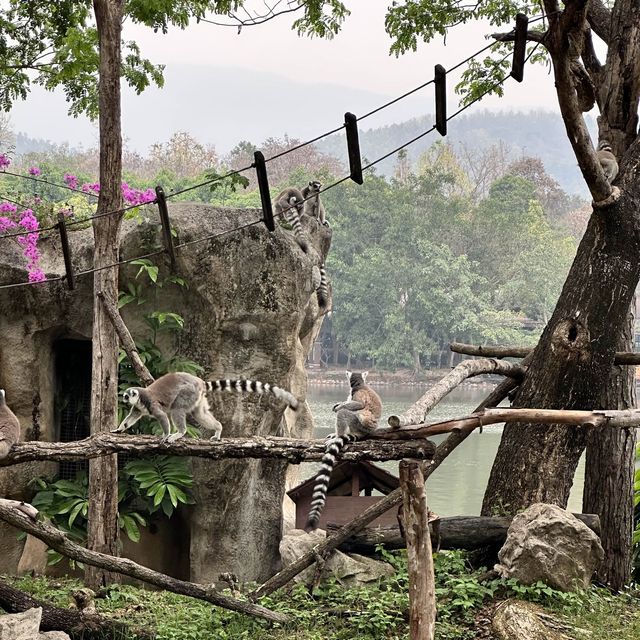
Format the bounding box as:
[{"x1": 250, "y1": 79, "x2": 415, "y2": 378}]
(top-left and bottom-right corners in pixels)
[{"x1": 8, "y1": 1, "x2": 562, "y2": 154}]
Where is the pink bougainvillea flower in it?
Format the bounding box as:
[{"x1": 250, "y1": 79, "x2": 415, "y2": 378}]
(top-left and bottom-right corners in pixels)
[
  {"x1": 0, "y1": 153, "x2": 10, "y2": 170},
  {"x1": 28, "y1": 167, "x2": 41, "y2": 176},
  {"x1": 64, "y1": 173, "x2": 79, "y2": 190}
]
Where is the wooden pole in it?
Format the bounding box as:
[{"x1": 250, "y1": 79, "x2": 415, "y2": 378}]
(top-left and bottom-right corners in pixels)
[{"x1": 400, "y1": 461, "x2": 435, "y2": 640}]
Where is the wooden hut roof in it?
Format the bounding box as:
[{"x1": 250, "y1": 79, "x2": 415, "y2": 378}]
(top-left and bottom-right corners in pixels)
[{"x1": 287, "y1": 461, "x2": 399, "y2": 500}]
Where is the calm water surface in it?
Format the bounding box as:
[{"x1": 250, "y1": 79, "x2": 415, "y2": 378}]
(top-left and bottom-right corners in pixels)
[{"x1": 305, "y1": 383, "x2": 585, "y2": 517}]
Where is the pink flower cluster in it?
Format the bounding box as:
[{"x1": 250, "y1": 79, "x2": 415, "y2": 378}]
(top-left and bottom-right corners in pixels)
[
  {"x1": 28, "y1": 167, "x2": 41, "y2": 176},
  {"x1": 0, "y1": 202, "x2": 45, "y2": 282},
  {"x1": 69, "y1": 176, "x2": 155, "y2": 206},
  {"x1": 121, "y1": 182, "x2": 156, "y2": 206},
  {"x1": 64, "y1": 173, "x2": 79, "y2": 190},
  {"x1": 0, "y1": 153, "x2": 10, "y2": 170}
]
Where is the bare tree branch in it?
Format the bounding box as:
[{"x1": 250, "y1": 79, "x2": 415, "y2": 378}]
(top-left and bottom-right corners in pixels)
[
  {"x1": 199, "y1": 2, "x2": 304, "y2": 29},
  {"x1": 387, "y1": 358, "x2": 524, "y2": 428},
  {"x1": 98, "y1": 291, "x2": 154, "y2": 386},
  {"x1": 0, "y1": 500, "x2": 287, "y2": 624}
]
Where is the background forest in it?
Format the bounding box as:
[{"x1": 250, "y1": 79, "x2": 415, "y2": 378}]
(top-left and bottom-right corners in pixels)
[{"x1": 1, "y1": 114, "x2": 588, "y2": 372}]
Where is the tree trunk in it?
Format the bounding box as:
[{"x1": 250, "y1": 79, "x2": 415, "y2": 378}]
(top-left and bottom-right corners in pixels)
[
  {"x1": 482, "y1": 187, "x2": 640, "y2": 515},
  {"x1": 86, "y1": 0, "x2": 124, "y2": 590},
  {"x1": 583, "y1": 300, "x2": 637, "y2": 589}
]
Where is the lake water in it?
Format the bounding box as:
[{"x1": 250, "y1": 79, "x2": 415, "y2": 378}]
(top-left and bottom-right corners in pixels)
[{"x1": 305, "y1": 383, "x2": 585, "y2": 517}]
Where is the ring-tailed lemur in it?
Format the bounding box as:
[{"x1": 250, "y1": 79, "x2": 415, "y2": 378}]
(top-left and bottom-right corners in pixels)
[
  {"x1": 302, "y1": 180, "x2": 327, "y2": 226},
  {"x1": 597, "y1": 140, "x2": 619, "y2": 182},
  {"x1": 116, "y1": 372, "x2": 298, "y2": 443},
  {"x1": 312, "y1": 263, "x2": 329, "y2": 310},
  {"x1": 0, "y1": 389, "x2": 20, "y2": 459},
  {"x1": 305, "y1": 371, "x2": 382, "y2": 531},
  {"x1": 274, "y1": 187, "x2": 309, "y2": 253}
]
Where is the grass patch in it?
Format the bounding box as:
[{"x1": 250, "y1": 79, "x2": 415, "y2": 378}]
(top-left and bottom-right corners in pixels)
[{"x1": 3, "y1": 550, "x2": 639, "y2": 639}]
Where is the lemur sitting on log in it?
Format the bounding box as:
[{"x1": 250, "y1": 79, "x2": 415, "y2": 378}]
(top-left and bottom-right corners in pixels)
[{"x1": 305, "y1": 371, "x2": 382, "y2": 531}]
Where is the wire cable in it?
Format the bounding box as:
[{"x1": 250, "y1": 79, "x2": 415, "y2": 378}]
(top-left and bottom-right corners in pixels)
[
  {"x1": 164, "y1": 165, "x2": 254, "y2": 200},
  {"x1": 265, "y1": 126, "x2": 345, "y2": 162}
]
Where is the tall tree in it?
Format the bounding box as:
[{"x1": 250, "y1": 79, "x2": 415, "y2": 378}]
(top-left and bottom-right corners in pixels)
[{"x1": 86, "y1": 0, "x2": 123, "y2": 589}]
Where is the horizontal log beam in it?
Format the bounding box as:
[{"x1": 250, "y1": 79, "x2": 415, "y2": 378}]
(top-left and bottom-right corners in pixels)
[
  {"x1": 0, "y1": 499, "x2": 285, "y2": 624},
  {"x1": 450, "y1": 342, "x2": 640, "y2": 365},
  {"x1": 329, "y1": 513, "x2": 601, "y2": 553},
  {"x1": 380, "y1": 407, "x2": 640, "y2": 439},
  {"x1": 0, "y1": 433, "x2": 436, "y2": 468}
]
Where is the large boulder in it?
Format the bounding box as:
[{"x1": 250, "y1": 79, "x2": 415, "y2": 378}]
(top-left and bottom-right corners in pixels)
[
  {"x1": 0, "y1": 203, "x2": 330, "y2": 582},
  {"x1": 280, "y1": 529, "x2": 395, "y2": 587},
  {"x1": 495, "y1": 503, "x2": 604, "y2": 591}
]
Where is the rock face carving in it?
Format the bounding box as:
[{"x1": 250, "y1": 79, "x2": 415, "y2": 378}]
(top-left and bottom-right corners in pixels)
[
  {"x1": 495, "y1": 503, "x2": 604, "y2": 591},
  {"x1": 0, "y1": 203, "x2": 330, "y2": 582}
]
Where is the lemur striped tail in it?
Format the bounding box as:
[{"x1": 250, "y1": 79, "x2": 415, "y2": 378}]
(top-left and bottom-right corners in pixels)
[
  {"x1": 305, "y1": 434, "x2": 356, "y2": 531},
  {"x1": 283, "y1": 203, "x2": 309, "y2": 253},
  {"x1": 206, "y1": 379, "x2": 299, "y2": 410},
  {"x1": 316, "y1": 264, "x2": 329, "y2": 310}
]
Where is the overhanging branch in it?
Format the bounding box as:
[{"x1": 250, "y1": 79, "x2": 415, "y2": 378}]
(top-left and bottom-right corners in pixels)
[
  {"x1": 544, "y1": 0, "x2": 613, "y2": 202},
  {"x1": 450, "y1": 342, "x2": 640, "y2": 364},
  {"x1": 387, "y1": 358, "x2": 525, "y2": 427}
]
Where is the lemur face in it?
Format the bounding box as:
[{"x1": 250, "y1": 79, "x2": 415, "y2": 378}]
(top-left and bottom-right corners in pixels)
[
  {"x1": 123, "y1": 388, "x2": 140, "y2": 405},
  {"x1": 310, "y1": 180, "x2": 322, "y2": 191}
]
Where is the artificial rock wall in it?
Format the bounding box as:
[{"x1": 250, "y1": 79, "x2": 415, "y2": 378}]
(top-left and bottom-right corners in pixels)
[{"x1": 0, "y1": 202, "x2": 330, "y2": 582}]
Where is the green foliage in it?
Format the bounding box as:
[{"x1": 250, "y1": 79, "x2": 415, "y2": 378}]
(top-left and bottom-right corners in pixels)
[
  {"x1": 29, "y1": 456, "x2": 194, "y2": 561},
  {"x1": 123, "y1": 456, "x2": 195, "y2": 518},
  {"x1": 8, "y1": 550, "x2": 639, "y2": 640}
]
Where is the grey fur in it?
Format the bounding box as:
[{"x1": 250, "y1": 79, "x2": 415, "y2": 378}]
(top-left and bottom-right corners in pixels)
[
  {"x1": 0, "y1": 389, "x2": 20, "y2": 459},
  {"x1": 597, "y1": 140, "x2": 619, "y2": 182},
  {"x1": 302, "y1": 180, "x2": 327, "y2": 226},
  {"x1": 274, "y1": 187, "x2": 309, "y2": 253},
  {"x1": 115, "y1": 372, "x2": 298, "y2": 443}
]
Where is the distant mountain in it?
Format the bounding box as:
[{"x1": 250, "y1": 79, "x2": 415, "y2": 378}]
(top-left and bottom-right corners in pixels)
[{"x1": 317, "y1": 110, "x2": 596, "y2": 196}]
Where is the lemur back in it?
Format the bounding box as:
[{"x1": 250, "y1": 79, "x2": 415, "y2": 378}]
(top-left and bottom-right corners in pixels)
[
  {"x1": 116, "y1": 372, "x2": 298, "y2": 443},
  {"x1": 0, "y1": 389, "x2": 20, "y2": 459},
  {"x1": 305, "y1": 371, "x2": 382, "y2": 531},
  {"x1": 302, "y1": 180, "x2": 327, "y2": 226},
  {"x1": 274, "y1": 187, "x2": 309, "y2": 253}
]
